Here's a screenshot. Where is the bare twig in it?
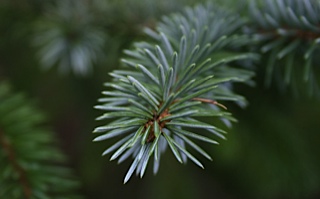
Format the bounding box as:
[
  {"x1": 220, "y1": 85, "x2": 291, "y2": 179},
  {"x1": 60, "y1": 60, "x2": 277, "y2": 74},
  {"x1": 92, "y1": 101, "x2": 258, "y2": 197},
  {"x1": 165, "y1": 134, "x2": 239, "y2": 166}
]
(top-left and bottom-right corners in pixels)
[{"x1": 192, "y1": 97, "x2": 228, "y2": 110}]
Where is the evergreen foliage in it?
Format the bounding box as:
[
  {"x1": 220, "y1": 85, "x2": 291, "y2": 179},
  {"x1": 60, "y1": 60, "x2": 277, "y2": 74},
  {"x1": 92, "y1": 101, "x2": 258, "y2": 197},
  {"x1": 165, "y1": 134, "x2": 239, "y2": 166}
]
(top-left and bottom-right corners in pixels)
[
  {"x1": 33, "y1": 0, "x2": 107, "y2": 76},
  {"x1": 94, "y1": 3, "x2": 257, "y2": 183},
  {"x1": 94, "y1": 0, "x2": 320, "y2": 184},
  {"x1": 31, "y1": 0, "x2": 206, "y2": 76},
  {"x1": 1, "y1": 0, "x2": 320, "y2": 198},
  {"x1": 248, "y1": 0, "x2": 320, "y2": 95},
  {"x1": 0, "y1": 83, "x2": 81, "y2": 199}
]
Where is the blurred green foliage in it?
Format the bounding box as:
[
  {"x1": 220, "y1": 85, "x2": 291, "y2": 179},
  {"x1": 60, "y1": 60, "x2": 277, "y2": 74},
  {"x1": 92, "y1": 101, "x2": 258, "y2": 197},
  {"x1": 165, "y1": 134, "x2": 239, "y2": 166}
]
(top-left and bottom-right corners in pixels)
[
  {"x1": 0, "y1": 0, "x2": 320, "y2": 198},
  {"x1": 0, "y1": 83, "x2": 81, "y2": 198}
]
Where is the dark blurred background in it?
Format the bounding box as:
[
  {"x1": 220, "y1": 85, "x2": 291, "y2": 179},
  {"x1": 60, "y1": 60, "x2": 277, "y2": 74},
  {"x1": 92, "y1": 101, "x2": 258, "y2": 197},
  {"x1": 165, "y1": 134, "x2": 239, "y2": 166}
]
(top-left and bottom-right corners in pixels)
[{"x1": 1, "y1": 0, "x2": 320, "y2": 198}]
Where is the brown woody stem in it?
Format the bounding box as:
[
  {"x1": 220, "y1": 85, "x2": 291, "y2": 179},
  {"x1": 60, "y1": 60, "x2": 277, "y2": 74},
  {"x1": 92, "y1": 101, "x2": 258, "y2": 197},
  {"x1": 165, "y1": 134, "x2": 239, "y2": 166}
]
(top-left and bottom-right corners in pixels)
[
  {"x1": 260, "y1": 28, "x2": 320, "y2": 41},
  {"x1": 144, "y1": 108, "x2": 171, "y2": 143},
  {"x1": 0, "y1": 129, "x2": 32, "y2": 198},
  {"x1": 192, "y1": 97, "x2": 228, "y2": 110}
]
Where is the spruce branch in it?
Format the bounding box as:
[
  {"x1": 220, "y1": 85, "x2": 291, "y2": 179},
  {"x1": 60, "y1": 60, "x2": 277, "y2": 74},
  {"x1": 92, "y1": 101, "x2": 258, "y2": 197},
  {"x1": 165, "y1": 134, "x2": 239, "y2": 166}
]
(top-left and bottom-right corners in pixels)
[
  {"x1": 94, "y1": 3, "x2": 257, "y2": 183},
  {"x1": 0, "y1": 82, "x2": 81, "y2": 199},
  {"x1": 33, "y1": 0, "x2": 107, "y2": 76},
  {"x1": 0, "y1": 129, "x2": 31, "y2": 198},
  {"x1": 248, "y1": 0, "x2": 320, "y2": 95}
]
